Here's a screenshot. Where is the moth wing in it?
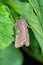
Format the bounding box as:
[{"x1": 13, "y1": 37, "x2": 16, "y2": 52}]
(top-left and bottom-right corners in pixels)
[{"x1": 15, "y1": 30, "x2": 25, "y2": 48}]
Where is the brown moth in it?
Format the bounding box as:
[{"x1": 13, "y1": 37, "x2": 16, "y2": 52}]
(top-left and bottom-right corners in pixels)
[{"x1": 15, "y1": 17, "x2": 29, "y2": 48}]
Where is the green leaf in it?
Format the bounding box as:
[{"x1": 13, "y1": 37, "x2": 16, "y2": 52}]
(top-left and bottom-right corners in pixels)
[
  {"x1": 38, "y1": 0, "x2": 43, "y2": 6},
  {"x1": 0, "y1": 5, "x2": 14, "y2": 49},
  {"x1": 38, "y1": 0, "x2": 43, "y2": 28},
  {"x1": 29, "y1": 29, "x2": 41, "y2": 53},
  {"x1": 28, "y1": 0, "x2": 41, "y2": 19},
  {"x1": 0, "y1": 44, "x2": 23, "y2": 65},
  {"x1": 9, "y1": 8, "x2": 20, "y2": 20},
  {"x1": 6, "y1": 0, "x2": 43, "y2": 52}
]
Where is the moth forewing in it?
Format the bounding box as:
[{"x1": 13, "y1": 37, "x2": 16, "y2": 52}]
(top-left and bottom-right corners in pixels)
[{"x1": 15, "y1": 17, "x2": 29, "y2": 48}]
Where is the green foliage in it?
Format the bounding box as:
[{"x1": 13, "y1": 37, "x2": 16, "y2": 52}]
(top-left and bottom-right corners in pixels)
[
  {"x1": 0, "y1": 5, "x2": 14, "y2": 49},
  {"x1": 0, "y1": 44, "x2": 23, "y2": 65},
  {"x1": 6, "y1": 0, "x2": 43, "y2": 52},
  {"x1": 38, "y1": 0, "x2": 43, "y2": 28},
  {"x1": 0, "y1": 0, "x2": 43, "y2": 64}
]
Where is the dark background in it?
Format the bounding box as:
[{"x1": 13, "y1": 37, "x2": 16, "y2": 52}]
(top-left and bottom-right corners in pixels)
[{"x1": 20, "y1": 49, "x2": 43, "y2": 65}]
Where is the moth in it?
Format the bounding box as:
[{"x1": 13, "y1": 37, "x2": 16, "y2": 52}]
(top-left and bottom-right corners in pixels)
[{"x1": 15, "y1": 17, "x2": 29, "y2": 48}]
